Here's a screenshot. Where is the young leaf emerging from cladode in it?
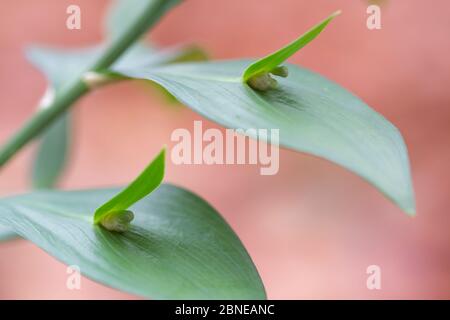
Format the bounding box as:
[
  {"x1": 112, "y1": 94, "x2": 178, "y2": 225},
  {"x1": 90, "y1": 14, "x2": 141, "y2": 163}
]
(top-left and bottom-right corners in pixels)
[
  {"x1": 110, "y1": 10, "x2": 415, "y2": 215},
  {"x1": 243, "y1": 10, "x2": 341, "y2": 91},
  {"x1": 94, "y1": 148, "x2": 165, "y2": 231},
  {"x1": 0, "y1": 150, "x2": 265, "y2": 298}
]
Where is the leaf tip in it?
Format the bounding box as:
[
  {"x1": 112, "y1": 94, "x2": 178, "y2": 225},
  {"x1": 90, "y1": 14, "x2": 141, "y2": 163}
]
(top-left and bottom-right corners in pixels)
[
  {"x1": 404, "y1": 206, "x2": 416, "y2": 217},
  {"x1": 392, "y1": 186, "x2": 416, "y2": 217},
  {"x1": 331, "y1": 9, "x2": 342, "y2": 18},
  {"x1": 160, "y1": 145, "x2": 167, "y2": 157},
  {"x1": 156, "y1": 146, "x2": 166, "y2": 176},
  {"x1": 243, "y1": 10, "x2": 342, "y2": 86}
]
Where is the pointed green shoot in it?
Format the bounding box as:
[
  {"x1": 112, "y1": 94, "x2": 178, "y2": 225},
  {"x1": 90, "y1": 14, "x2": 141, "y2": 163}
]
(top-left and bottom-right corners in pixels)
[
  {"x1": 243, "y1": 10, "x2": 341, "y2": 85},
  {"x1": 94, "y1": 148, "x2": 165, "y2": 230}
]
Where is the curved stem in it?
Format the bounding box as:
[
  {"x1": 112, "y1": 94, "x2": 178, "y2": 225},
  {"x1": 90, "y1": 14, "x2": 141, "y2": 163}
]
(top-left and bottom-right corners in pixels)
[
  {"x1": 0, "y1": 0, "x2": 178, "y2": 168},
  {"x1": 0, "y1": 81, "x2": 87, "y2": 167}
]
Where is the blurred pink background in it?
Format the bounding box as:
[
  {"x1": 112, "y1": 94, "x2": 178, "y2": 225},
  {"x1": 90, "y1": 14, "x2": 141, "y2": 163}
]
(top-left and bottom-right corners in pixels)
[{"x1": 0, "y1": 0, "x2": 449, "y2": 299}]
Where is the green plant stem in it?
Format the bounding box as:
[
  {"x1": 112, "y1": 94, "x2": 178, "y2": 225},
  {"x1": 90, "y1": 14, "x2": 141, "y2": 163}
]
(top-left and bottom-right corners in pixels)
[
  {"x1": 0, "y1": 0, "x2": 175, "y2": 168},
  {"x1": 0, "y1": 82, "x2": 87, "y2": 167}
]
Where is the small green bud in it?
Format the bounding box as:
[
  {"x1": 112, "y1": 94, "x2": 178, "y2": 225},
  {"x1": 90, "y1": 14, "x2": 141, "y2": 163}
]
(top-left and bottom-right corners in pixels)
[
  {"x1": 270, "y1": 66, "x2": 289, "y2": 78},
  {"x1": 247, "y1": 66, "x2": 289, "y2": 91},
  {"x1": 99, "y1": 210, "x2": 134, "y2": 232},
  {"x1": 247, "y1": 73, "x2": 278, "y2": 91}
]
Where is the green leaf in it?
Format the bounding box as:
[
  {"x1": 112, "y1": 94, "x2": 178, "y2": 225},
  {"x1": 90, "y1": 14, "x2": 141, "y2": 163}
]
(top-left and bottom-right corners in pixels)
[
  {"x1": 243, "y1": 10, "x2": 341, "y2": 82},
  {"x1": 94, "y1": 148, "x2": 165, "y2": 226},
  {"x1": 27, "y1": 46, "x2": 99, "y2": 90},
  {"x1": 0, "y1": 185, "x2": 265, "y2": 299},
  {"x1": 26, "y1": 0, "x2": 186, "y2": 88},
  {"x1": 26, "y1": 45, "x2": 103, "y2": 190},
  {"x1": 23, "y1": 0, "x2": 192, "y2": 190},
  {"x1": 25, "y1": 42, "x2": 206, "y2": 189},
  {"x1": 111, "y1": 60, "x2": 415, "y2": 215},
  {"x1": 26, "y1": 45, "x2": 99, "y2": 190},
  {"x1": 31, "y1": 114, "x2": 70, "y2": 189},
  {"x1": 112, "y1": 44, "x2": 208, "y2": 71},
  {"x1": 27, "y1": 44, "x2": 207, "y2": 87},
  {"x1": 0, "y1": 224, "x2": 16, "y2": 241}
]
